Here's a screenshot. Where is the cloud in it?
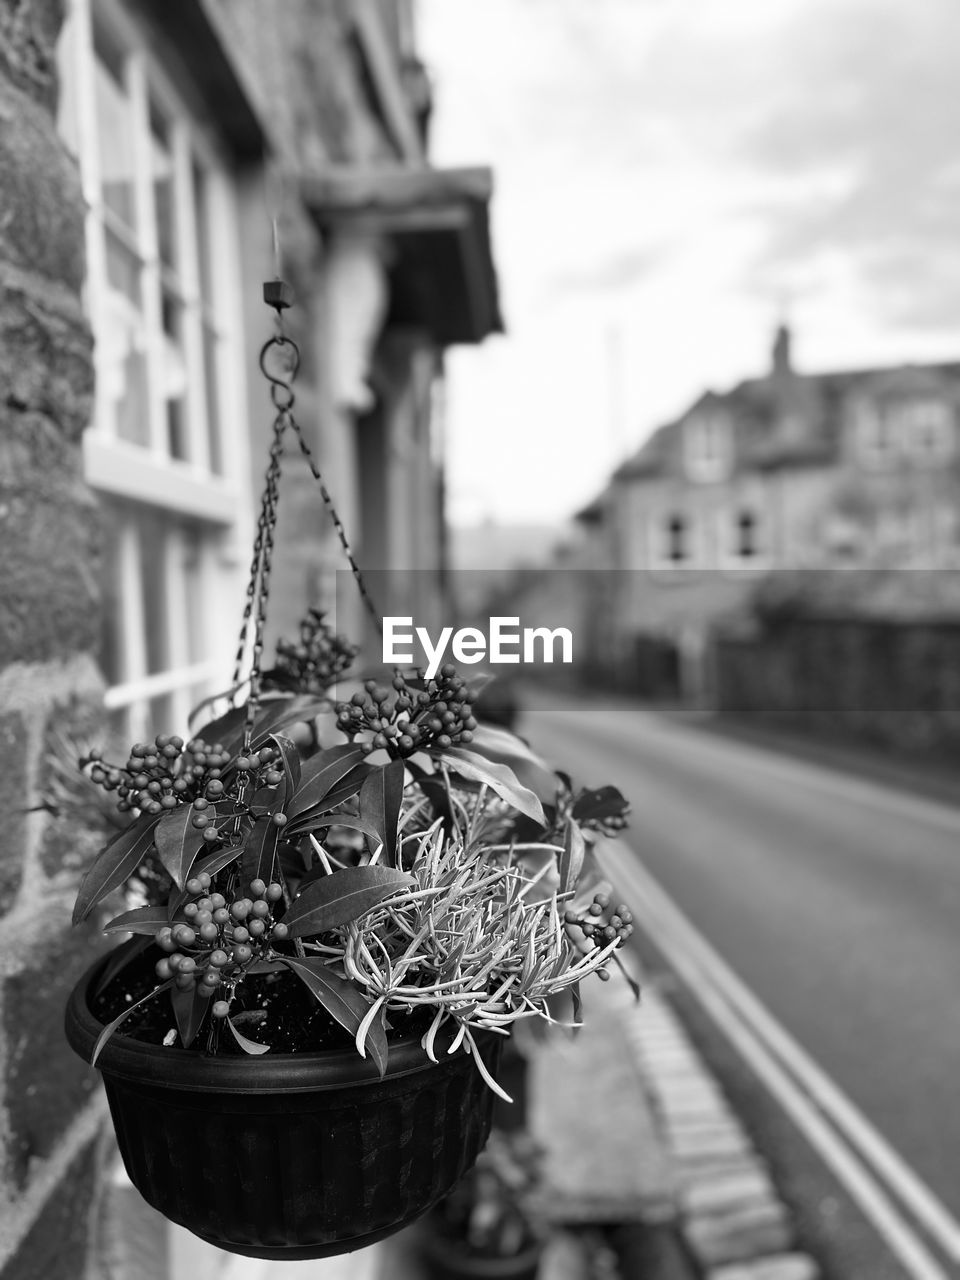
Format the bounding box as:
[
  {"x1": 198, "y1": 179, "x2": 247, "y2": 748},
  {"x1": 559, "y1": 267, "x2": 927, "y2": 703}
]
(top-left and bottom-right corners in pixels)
[{"x1": 736, "y1": 0, "x2": 960, "y2": 327}]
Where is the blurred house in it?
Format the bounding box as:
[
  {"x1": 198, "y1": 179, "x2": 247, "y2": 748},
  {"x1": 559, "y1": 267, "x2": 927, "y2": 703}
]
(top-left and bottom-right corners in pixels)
[
  {"x1": 54, "y1": 0, "x2": 501, "y2": 739},
  {"x1": 575, "y1": 326, "x2": 960, "y2": 700},
  {"x1": 0, "y1": 5, "x2": 500, "y2": 1280}
]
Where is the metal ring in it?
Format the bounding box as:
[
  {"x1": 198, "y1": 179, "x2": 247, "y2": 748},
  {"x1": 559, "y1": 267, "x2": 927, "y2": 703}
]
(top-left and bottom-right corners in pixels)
[{"x1": 258, "y1": 334, "x2": 301, "y2": 390}]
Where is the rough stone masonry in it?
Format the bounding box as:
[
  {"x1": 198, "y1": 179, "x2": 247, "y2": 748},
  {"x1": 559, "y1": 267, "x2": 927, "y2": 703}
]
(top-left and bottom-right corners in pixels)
[{"x1": 0, "y1": 3, "x2": 112, "y2": 1278}]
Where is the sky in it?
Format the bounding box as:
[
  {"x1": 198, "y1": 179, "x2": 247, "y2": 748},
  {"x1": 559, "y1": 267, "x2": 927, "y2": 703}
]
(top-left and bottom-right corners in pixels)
[{"x1": 416, "y1": 0, "x2": 960, "y2": 527}]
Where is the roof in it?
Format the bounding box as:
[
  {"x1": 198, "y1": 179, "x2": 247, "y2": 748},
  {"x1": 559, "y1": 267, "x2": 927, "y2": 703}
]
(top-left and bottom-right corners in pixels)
[
  {"x1": 302, "y1": 166, "x2": 503, "y2": 346},
  {"x1": 128, "y1": 0, "x2": 272, "y2": 161},
  {"x1": 613, "y1": 358, "x2": 960, "y2": 483}
]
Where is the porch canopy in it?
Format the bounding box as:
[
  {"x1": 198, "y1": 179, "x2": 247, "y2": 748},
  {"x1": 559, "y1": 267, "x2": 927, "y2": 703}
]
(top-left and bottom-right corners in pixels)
[{"x1": 302, "y1": 166, "x2": 503, "y2": 346}]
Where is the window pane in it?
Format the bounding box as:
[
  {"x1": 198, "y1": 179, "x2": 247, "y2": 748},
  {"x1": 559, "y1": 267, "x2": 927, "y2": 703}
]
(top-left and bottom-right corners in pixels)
[
  {"x1": 102, "y1": 233, "x2": 150, "y2": 445},
  {"x1": 193, "y1": 162, "x2": 214, "y2": 306},
  {"x1": 93, "y1": 28, "x2": 137, "y2": 233},
  {"x1": 98, "y1": 507, "x2": 124, "y2": 685},
  {"x1": 162, "y1": 287, "x2": 189, "y2": 459},
  {"x1": 138, "y1": 509, "x2": 169, "y2": 675},
  {"x1": 203, "y1": 321, "x2": 223, "y2": 475},
  {"x1": 181, "y1": 524, "x2": 206, "y2": 665},
  {"x1": 151, "y1": 104, "x2": 178, "y2": 272}
]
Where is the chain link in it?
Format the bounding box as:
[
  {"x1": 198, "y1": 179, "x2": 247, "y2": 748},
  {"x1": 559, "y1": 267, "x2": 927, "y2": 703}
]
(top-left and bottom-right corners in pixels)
[{"x1": 232, "y1": 309, "x2": 384, "y2": 752}]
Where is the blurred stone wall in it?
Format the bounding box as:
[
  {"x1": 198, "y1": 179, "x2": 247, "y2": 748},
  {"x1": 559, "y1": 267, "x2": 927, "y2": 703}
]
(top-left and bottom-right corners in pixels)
[
  {"x1": 0, "y1": 2, "x2": 112, "y2": 1278},
  {"x1": 715, "y1": 618, "x2": 960, "y2": 753}
]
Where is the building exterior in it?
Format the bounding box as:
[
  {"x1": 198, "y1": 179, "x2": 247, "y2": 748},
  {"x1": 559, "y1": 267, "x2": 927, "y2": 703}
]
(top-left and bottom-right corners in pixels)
[
  {"x1": 575, "y1": 327, "x2": 960, "y2": 699},
  {"x1": 0, "y1": 4, "x2": 500, "y2": 1278}
]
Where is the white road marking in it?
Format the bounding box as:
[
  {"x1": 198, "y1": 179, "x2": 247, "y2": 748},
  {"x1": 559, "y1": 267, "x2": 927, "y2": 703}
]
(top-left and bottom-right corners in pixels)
[{"x1": 600, "y1": 844, "x2": 960, "y2": 1280}]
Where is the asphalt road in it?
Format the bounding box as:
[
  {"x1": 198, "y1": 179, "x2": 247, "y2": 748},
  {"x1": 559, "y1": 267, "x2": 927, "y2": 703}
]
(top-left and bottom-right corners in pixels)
[{"x1": 521, "y1": 693, "x2": 960, "y2": 1223}]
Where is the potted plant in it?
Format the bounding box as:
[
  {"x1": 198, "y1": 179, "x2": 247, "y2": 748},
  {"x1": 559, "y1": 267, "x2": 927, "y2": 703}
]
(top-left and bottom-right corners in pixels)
[
  {"x1": 421, "y1": 1128, "x2": 547, "y2": 1279},
  {"x1": 63, "y1": 300, "x2": 634, "y2": 1261}
]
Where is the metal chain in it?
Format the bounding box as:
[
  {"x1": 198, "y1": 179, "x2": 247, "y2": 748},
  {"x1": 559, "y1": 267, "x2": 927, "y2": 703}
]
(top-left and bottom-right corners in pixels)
[
  {"x1": 232, "y1": 300, "x2": 384, "y2": 755},
  {"x1": 287, "y1": 412, "x2": 384, "y2": 636}
]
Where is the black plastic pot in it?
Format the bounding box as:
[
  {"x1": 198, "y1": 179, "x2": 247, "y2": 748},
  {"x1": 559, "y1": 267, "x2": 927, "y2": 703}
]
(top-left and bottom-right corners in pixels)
[{"x1": 65, "y1": 950, "x2": 503, "y2": 1260}]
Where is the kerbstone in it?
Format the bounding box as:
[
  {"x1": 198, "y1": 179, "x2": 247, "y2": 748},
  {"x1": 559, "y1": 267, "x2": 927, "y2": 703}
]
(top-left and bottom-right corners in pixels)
[
  {"x1": 687, "y1": 1201, "x2": 793, "y2": 1269},
  {"x1": 708, "y1": 1254, "x2": 819, "y2": 1280}
]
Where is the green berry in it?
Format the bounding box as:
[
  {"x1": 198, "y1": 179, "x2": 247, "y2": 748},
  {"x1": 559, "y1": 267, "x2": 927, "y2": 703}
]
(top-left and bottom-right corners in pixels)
[
  {"x1": 272, "y1": 922, "x2": 289, "y2": 941},
  {"x1": 212, "y1": 1000, "x2": 230, "y2": 1019},
  {"x1": 249, "y1": 879, "x2": 267, "y2": 898}
]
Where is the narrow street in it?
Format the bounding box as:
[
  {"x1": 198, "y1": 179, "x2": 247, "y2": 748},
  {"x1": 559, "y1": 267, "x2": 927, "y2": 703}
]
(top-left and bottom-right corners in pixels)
[{"x1": 521, "y1": 691, "x2": 960, "y2": 1227}]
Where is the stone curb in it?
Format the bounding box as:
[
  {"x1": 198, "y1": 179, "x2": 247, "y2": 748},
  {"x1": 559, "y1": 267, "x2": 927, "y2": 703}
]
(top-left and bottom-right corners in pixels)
[{"x1": 621, "y1": 981, "x2": 821, "y2": 1280}]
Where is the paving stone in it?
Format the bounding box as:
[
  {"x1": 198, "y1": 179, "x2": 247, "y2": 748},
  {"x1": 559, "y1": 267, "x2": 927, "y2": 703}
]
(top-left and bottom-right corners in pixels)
[
  {"x1": 675, "y1": 1154, "x2": 764, "y2": 1184},
  {"x1": 671, "y1": 1128, "x2": 754, "y2": 1161},
  {"x1": 681, "y1": 1169, "x2": 777, "y2": 1216},
  {"x1": 686, "y1": 1201, "x2": 793, "y2": 1269},
  {"x1": 708, "y1": 1253, "x2": 820, "y2": 1280}
]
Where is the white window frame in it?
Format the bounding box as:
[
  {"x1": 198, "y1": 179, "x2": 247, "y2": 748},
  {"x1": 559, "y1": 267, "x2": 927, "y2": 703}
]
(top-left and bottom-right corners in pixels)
[
  {"x1": 58, "y1": 0, "x2": 253, "y2": 739},
  {"x1": 854, "y1": 399, "x2": 901, "y2": 469},
  {"x1": 719, "y1": 505, "x2": 768, "y2": 569},
  {"x1": 684, "y1": 412, "x2": 731, "y2": 483},
  {"x1": 899, "y1": 398, "x2": 955, "y2": 463},
  {"x1": 650, "y1": 510, "x2": 698, "y2": 571}
]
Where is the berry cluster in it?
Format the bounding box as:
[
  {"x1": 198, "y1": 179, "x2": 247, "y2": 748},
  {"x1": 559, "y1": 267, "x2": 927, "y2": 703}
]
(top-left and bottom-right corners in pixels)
[
  {"x1": 82, "y1": 735, "x2": 232, "y2": 816},
  {"x1": 154, "y1": 873, "x2": 289, "y2": 1014},
  {"x1": 264, "y1": 607, "x2": 358, "y2": 695},
  {"x1": 565, "y1": 891, "x2": 634, "y2": 975},
  {"x1": 334, "y1": 666, "x2": 479, "y2": 759}
]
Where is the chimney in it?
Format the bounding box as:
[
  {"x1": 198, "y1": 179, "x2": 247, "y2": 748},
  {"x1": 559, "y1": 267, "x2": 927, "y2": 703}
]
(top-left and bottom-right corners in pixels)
[{"x1": 772, "y1": 323, "x2": 792, "y2": 379}]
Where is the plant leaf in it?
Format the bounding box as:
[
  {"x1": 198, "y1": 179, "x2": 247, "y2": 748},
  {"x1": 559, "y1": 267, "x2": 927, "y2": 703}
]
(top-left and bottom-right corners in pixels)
[
  {"x1": 559, "y1": 817, "x2": 586, "y2": 896},
  {"x1": 269, "y1": 733, "x2": 301, "y2": 794},
  {"x1": 280, "y1": 956, "x2": 388, "y2": 1074},
  {"x1": 286, "y1": 763, "x2": 375, "y2": 832},
  {"x1": 103, "y1": 905, "x2": 175, "y2": 936},
  {"x1": 572, "y1": 784, "x2": 630, "y2": 825},
  {"x1": 300, "y1": 813, "x2": 383, "y2": 845},
  {"x1": 442, "y1": 748, "x2": 547, "y2": 827},
  {"x1": 571, "y1": 980, "x2": 582, "y2": 1027},
  {"x1": 226, "y1": 1017, "x2": 271, "y2": 1055},
  {"x1": 465, "y1": 724, "x2": 560, "y2": 804},
  {"x1": 239, "y1": 814, "x2": 281, "y2": 888},
  {"x1": 286, "y1": 744, "x2": 367, "y2": 822},
  {"x1": 91, "y1": 979, "x2": 174, "y2": 1066},
  {"x1": 354, "y1": 997, "x2": 388, "y2": 1077},
  {"x1": 358, "y1": 759, "x2": 405, "y2": 866},
  {"x1": 281, "y1": 865, "x2": 414, "y2": 938},
  {"x1": 171, "y1": 983, "x2": 213, "y2": 1049},
  {"x1": 155, "y1": 803, "x2": 215, "y2": 889},
  {"x1": 73, "y1": 814, "x2": 161, "y2": 925},
  {"x1": 193, "y1": 695, "x2": 329, "y2": 761},
  {"x1": 166, "y1": 839, "x2": 246, "y2": 919},
  {"x1": 94, "y1": 935, "x2": 153, "y2": 996}
]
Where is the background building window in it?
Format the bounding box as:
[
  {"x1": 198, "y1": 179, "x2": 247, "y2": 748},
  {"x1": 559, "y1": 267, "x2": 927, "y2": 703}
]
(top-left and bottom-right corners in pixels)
[
  {"x1": 684, "y1": 413, "x2": 731, "y2": 482},
  {"x1": 735, "y1": 509, "x2": 758, "y2": 559},
  {"x1": 900, "y1": 399, "x2": 954, "y2": 461},
  {"x1": 652, "y1": 512, "x2": 694, "y2": 567},
  {"x1": 57, "y1": 0, "x2": 251, "y2": 740}
]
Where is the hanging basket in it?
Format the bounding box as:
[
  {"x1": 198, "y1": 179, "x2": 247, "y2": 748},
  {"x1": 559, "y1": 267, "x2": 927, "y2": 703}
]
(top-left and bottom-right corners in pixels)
[{"x1": 66, "y1": 946, "x2": 503, "y2": 1260}]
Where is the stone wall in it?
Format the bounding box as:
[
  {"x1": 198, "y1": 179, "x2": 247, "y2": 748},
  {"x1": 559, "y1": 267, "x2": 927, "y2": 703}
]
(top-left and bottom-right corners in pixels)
[
  {"x1": 714, "y1": 618, "x2": 960, "y2": 754},
  {"x1": 0, "y1": 3, "x2": 109, "y2": 1277}
]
